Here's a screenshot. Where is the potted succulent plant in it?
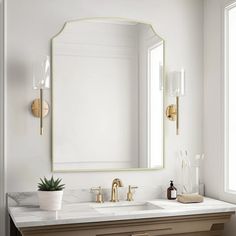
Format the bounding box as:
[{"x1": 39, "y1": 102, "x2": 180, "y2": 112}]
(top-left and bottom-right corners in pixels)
[{"x1": 37, "y1": 176, "x2": 65, "y2": 211}]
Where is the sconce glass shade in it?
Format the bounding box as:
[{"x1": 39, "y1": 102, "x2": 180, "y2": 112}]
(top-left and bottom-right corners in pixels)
[
  {"x1": 168, "y1": 69, "x2": 185, "y2": 97},
  {"x1": 33, "y1": 55, "x2": 50, "y2": 90}
]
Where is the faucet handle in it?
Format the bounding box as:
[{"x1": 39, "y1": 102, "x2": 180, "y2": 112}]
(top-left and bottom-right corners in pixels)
[
  {"x1": 126, "y1": 185, "x2": 138, "y2": 201},
  {"x1": 90, "y1": 186, "x2": 104, "y2": 203}
]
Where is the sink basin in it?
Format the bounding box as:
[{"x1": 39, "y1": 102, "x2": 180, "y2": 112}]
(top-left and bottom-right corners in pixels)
[{"x1": 94, "y1": 202, "x2": 162, "y2": 214}]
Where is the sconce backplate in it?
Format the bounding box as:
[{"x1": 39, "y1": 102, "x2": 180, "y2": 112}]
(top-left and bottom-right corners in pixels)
[
  {"x1": 31, "y1": 99, "x2": 49, "y2": 118},
  {"x1": 166, "y1": 104, "x2": 177, "y2": 121}
]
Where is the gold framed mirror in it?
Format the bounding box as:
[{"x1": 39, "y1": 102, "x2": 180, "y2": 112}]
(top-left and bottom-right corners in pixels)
[{"x1": 51, "y1": 18, "x2": 165, "y2": 172}]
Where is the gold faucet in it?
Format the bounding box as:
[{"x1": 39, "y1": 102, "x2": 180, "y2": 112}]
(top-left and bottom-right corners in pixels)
[{"x1": 111, "y1": 178, "x2": 123, "y2": 202}]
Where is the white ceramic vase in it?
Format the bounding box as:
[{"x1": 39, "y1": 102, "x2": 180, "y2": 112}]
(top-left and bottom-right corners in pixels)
[{"x1": 38, "y1": 190, "x2": 63, "y2": 211}]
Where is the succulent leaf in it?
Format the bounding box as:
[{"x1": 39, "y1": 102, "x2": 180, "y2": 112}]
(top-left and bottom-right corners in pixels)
[{"x1": 38, "y1": 176, "x2": 65, "y2": 191}]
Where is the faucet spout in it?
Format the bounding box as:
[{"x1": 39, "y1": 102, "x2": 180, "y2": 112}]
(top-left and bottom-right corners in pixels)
[{"x1": 111, "y1": 178, "x2": 123, "y2": 202}]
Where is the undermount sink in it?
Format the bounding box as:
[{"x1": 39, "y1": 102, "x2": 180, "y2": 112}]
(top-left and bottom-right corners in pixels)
[{"x1": 94, "y1": 202, "x2": 162, "y2": 214}]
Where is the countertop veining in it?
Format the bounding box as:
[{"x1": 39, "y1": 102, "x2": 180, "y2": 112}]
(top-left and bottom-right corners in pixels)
[{"x1": 8, "y1": 197, "x2": 236, "y2": 228}]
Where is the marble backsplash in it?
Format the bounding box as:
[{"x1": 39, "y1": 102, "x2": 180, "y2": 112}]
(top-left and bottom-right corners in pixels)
[{"x1": 8, "y1": 186, "x2": 169, "y2": 207}]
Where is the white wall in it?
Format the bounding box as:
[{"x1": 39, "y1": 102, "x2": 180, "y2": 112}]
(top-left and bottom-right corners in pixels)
[
  {"x1": 204, "y1": 0, "x2": 236, "y2": 235},
  {"x1": 203, "y1": 0, "x2": 222, "y2": 200},
  {"x1": 0, "y1": 0, "x2": 6, "y2": 235},
  {"x1": 6, "y1": 0, "x2": 203, "y2": 194}
]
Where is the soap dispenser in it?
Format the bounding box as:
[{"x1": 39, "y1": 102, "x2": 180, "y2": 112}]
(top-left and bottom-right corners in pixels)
[{"x1": 167, "y1": 181, "x2": 177, "y2": 200}]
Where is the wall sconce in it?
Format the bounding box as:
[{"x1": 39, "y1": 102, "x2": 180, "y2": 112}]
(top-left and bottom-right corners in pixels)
[
  {"x1": 31, "y1": 55, "x2": 50, "y2": 135},
  {"x1": 166, "y1": 69, "x2": 185, "y2": 135}
]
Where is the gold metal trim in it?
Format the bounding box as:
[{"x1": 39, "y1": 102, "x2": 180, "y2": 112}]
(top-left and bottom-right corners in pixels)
[
  {"x1": 111, "y1": 178, "x2": 123, "y2": 202},
  {"x1": 166, "y1": 104, "x2": 177, "y2": 121},
  {"x1": 31, "y1": 99, "x2": 49, "y2": 118},
  {"x1": 127, "y1": 185, "x2": 138, "y2": 201},
  {"x1": 176, "y1": 96, "x2": 179, "y2": 135},
  {"x1": 51, "y1": 17, "x2": 166, "y2": 172},
  {"x1": 52, "y1": 167, "x2": 164, "y2": 173},
  {"x1": 31, "y1": 91, "x2": 49, "y2": 135},
  {"x1": 90, "y1": 186, "x2": 104, "y2": 203}
]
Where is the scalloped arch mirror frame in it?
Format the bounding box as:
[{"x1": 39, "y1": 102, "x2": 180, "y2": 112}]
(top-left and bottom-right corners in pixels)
[{"x1": 51, "y1": 17, "x2": 165, "y2": 172}]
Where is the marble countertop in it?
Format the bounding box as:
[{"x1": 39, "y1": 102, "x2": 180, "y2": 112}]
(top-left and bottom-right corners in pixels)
[{"x1": 8, "y1": 197, "x2": 236, "y2": 228}]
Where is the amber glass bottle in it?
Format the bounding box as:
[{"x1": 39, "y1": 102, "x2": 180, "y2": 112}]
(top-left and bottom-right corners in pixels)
[{"x1": 167, "y1": 180, "x2": 177, "y2": 200}]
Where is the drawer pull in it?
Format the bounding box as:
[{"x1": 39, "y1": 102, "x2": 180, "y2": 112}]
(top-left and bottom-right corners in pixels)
[{"x1": 131, "y1": 233, "x2": 149, "y2": 236}]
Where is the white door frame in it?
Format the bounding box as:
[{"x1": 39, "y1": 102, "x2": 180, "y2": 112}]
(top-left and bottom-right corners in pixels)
[{"x1": 0, "y1": 0, "x2": 6, "y2": 235}]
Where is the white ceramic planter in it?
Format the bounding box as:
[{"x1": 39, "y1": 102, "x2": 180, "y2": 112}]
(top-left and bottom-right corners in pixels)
[{"x1": 38, "y1": 190, "x2": 63, "y2": 211}]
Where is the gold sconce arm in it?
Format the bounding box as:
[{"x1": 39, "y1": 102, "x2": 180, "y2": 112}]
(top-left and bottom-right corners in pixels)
[
  {"x1": 40, "y1": 88, "x2": 43, "y2": 135},
  {"x1": 31, "y1": 89, "x2": 49, "y2": 135},
  {"x1": 176, "y1": 96, "x2": 179, "y2": 135}
]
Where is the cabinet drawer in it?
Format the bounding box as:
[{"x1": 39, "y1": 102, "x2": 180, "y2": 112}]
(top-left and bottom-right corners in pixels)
[
  {"x1": 97, "y1": 225, "x2": 173, "y2": 236},
  {"x1": 99, "y1": 230, "x2": 172, "y2": 236}
]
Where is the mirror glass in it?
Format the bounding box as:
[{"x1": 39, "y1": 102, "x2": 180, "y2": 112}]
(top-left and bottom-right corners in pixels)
[{"x1": 52, "y1": 18, "x2": 164, "y2": 172}]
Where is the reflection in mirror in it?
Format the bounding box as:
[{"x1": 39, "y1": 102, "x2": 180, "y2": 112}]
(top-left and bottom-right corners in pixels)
[{"x1": 52, "y1": 18, "x2": 164, "y2": 172}]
